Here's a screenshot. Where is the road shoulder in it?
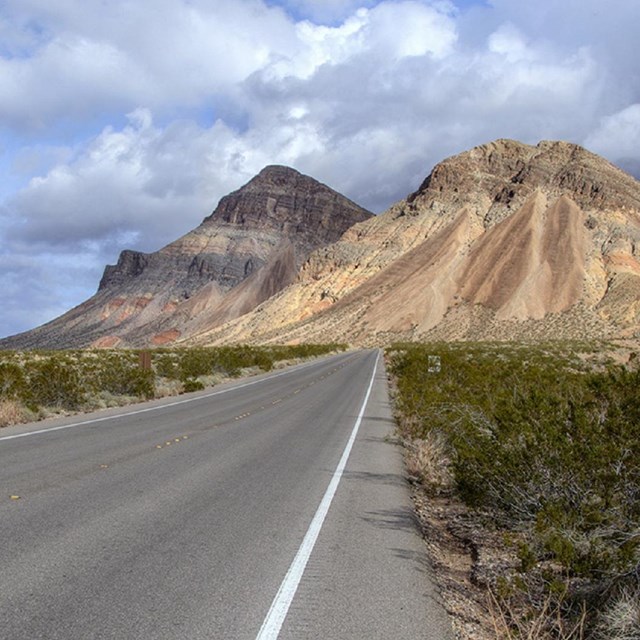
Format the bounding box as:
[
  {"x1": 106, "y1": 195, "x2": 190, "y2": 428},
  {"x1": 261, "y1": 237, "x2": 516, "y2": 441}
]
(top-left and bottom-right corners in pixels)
[{"x1": 279, "y1": 351, "x2": 454, "y2": 639}]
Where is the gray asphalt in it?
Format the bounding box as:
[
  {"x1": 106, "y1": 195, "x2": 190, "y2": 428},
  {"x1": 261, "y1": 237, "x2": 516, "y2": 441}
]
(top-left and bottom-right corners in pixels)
[{"x1": 0, "y1": 350, "x2": 452, "y2": 639}]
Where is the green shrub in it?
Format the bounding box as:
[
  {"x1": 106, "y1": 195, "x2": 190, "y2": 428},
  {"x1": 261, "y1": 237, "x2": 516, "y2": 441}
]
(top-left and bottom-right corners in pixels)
[
  {"x1": 28, "y1": 357, "x2": 85, "y2": 410},
  {"x1": 182, "y1": 378, "x2": 205, "y2": 393},
  {"x1": 0, "y1": 343, "x2": 341, "y2": 414},
  {"x1": 103, "y1": 359, "x2": 154, "y2": 398},
  {"x1": 388, "y1": 342, "x2": 640, "y2": 629},
  {"x1": 0, "y1": 362, "x2": 28, "y2": 400}
]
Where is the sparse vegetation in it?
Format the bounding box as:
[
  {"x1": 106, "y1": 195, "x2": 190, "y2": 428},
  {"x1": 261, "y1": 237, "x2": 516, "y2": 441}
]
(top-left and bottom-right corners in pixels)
[
  {"x1": 387, "y1": 341, "x2": 640, "y2": 639},
  {"x1": 0, "y1": 343, "x2": 345, "y2": 421}
]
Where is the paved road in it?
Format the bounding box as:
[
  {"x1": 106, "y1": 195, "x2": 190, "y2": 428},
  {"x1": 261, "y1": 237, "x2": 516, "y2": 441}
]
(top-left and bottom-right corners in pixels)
[{"x1": 0, "y1": 350, "x2": 452, "y2": 639}]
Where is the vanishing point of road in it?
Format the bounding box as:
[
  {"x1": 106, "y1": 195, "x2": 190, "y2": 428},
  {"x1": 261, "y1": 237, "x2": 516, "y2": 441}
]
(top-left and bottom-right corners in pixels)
[{"x1": 0, "y1": 349, "x2": 452, "y2": 639}]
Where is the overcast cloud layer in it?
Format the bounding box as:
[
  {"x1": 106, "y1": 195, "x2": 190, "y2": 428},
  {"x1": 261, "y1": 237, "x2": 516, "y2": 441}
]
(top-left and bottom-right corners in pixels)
[{"x1": 1, "y1": 0, "x2": 639, "y2": 338}]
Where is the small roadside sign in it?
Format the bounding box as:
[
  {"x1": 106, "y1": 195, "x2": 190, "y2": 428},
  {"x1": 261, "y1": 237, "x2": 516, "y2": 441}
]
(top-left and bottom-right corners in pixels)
[{"x1": 427, "y1": 355, "x2": 441, "y2": 373}]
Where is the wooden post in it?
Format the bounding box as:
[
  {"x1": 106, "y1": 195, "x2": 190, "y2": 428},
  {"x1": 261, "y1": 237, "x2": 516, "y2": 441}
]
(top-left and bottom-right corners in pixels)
[{"x1": 139, "y1": 350, "x2": 152, "y2": 370}]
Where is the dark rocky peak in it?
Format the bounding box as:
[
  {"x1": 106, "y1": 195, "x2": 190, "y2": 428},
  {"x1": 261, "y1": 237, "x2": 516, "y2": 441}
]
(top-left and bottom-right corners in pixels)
[
  {"x1": 244, "y1": 165, "x2": 310, "y2": 190},
  {"x1": 202, "y1": 165, "x2": 373, "y2": 244},
  {"x1": 96, "y1": 165, "x2": 372, "y2": 298}
]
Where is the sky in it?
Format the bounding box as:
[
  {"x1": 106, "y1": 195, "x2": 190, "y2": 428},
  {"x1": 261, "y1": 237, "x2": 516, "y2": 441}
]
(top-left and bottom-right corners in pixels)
[{"x1": 1, "y1": 0, "x2": 639, "y2": 339}]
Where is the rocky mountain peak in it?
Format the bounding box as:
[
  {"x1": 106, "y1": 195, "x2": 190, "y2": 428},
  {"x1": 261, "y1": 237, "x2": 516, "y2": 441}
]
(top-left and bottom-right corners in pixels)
[
  {"x1": 98, "y1": 165, "x2": 372, "y2": 295},
  {"x1": 201, "y1": 165, "x2": 371, "y2": 242},
  {"x1": 407, "y1": 139, "x2": 640, "y2": 226},
  {"x1": 246, "y1": 164, "x2": 308, "y2": 188},
  {"x1": 5, "y1": 139, "x2": 640, "y2": 351},
  {"x1": 191, "y1": 139, "x2": 640, "y2": 347}
]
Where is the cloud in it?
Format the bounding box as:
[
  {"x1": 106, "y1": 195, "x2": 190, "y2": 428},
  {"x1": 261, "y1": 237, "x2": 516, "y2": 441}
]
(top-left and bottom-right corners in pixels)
[
  {"x1": 485, "y1": 0, "x2": 640, "y2": 101},
  {"x1": 0, "y1": 0, "x2": 295, "y2": 129},
  {"x1": 0, "y1": 250, "x2": 105, "y2": 338},
  {"x1": 237, "y1": 0, "x2": 601, "y2": 207},
  {"x1": 585, "y1": 104, "x2": 640, "y2": 178},
  {"x1": 268, "y1": 1, "x2": 458, "y2": 81},
  {"x1": 1, "y1": 0, "x2": 640, "y2": 337},
  {"x1": 5, "y1": 109, "x2": 253, "y2": 254}
]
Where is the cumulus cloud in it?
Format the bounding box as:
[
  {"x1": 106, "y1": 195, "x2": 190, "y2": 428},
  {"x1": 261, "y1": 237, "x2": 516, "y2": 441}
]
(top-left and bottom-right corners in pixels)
[
  {"x1": 237, "y1": 0, "x2": 601, "y2": 207},
  {"x1": 585, "y1": 104, "x2": 640, "y2": 161},
  {"x1": 1, "y1": 0, "x2": 640, "y2": 337},
  {"x1": 6, "y1": 109, "x2": 255, "y2": 253},
  {"x1": 0, "y1": 0, "x2": 295, "y2": 128}
]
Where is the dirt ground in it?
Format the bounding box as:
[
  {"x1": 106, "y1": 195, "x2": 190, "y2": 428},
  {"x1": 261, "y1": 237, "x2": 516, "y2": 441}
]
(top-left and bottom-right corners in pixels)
[{"x1": 409, "y1": 483, "x2": 521, "y2": 639}]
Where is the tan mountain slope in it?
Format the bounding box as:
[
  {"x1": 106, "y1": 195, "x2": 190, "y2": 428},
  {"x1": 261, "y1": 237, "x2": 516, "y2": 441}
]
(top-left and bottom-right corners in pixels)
[
  {"x1": 190, "y1": 139, "x2": 640, "y2": 345},
  {"x1": 459, "y1": 192, "x2": 590, "y2": 319}
]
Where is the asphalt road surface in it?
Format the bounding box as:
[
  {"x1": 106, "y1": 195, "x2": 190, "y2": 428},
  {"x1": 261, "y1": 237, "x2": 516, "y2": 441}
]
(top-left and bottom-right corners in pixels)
[{"x1": 0, "y1": 350, "x2": 452, "y2": 639}]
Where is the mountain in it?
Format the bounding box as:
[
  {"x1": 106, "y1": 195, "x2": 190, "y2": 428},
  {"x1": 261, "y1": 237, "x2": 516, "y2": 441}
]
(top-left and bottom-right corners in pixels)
[
  {"x1": 0, "y1": 166, "x2": 373, "y2": 349},
  {"x1": 4, "y1": 139, "x2": 640, "y2": 350},
  {"x1": 188, "y1": 140, "x2": 640, "y2": 345}
]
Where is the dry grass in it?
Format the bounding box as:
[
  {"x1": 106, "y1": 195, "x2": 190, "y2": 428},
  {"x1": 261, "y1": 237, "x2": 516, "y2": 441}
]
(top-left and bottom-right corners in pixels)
[
  {"x1": 594, "y1": 587, "x2": 640, "y2": 640},
  {"x1": 488, "y1": 587, "x2": 587, "y2": 640},
  {"x1": 403, "y1": 428, "x2": 453, "y2": 494},
  {"x1": 0, "y1": 399, "x2": 31, "y2": 428}
]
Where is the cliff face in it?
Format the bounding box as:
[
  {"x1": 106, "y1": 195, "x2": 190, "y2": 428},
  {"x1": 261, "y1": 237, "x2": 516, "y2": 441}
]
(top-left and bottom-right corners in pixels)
[
  {"x1": 189, "y1": 140, "x2": 640, "y2": 346},
  {"x1": 0, "y1": 166, "x2": 373, "y2": 349}
]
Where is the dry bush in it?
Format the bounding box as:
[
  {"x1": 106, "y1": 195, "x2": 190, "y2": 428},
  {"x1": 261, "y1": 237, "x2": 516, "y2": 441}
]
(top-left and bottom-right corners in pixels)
[
  {"x1": 153, "y1": 378, "x2": 184, "y2": 398},
  {"x1": 404, "y1": 429, "x2": 453, "y2": 494},
  {"x1": 0, "y1": 399, "x2": 31, "y2": 428},
  {"x1": 594, "y1": 586, "x2": 640, "y2": 640},
  {"x1": 488, "y1": 586, "x2": 587, "y2": 640}
]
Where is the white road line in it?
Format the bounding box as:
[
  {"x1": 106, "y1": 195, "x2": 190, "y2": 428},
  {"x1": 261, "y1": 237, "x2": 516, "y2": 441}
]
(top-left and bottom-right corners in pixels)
[
  {"x1": 0, "y1": 355, "x2": 349, "y2": 443},
  {"x1": 255, "y1": 350, "x2": 380, "y2": 640}
]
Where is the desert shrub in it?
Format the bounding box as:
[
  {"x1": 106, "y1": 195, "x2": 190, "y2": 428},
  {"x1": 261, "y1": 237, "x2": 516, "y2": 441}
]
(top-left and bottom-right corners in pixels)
[
  {"x1": 0, "y1": 399, "x2": 32, "y2": 428},
  {"x1": 179, "y1": 349, "x2": 216, "y2": 379},
  {"x1": 154, "y1": 351, "x2": 180, "y2": 378},
  {"x1": 251, "y1": 350, "x2": 274, "y2": 372},
  {"x1": 182, "y1": 378, "x2": 205, "y2": 393},
  {"x1": 89, "y1": 353, "x2": 155, "y2": 399},
  {"x1": 388, "y1": 342, "x2": 640, "y2": 634},
  {"x1": 594, "y1": 585, "x2": 640, "y2": 640},
  {"x1": 403, "y1": 429, "x2": 453, "y2": 495},
  {"x1": 155, "y1": 344, "x2": 324, "y2": 382},
  {"x1": 267, "y1": 343, "x2": 347, "y2": 360},
  {"x1": 155, "y1": 347, "x2": 244, "y2": 380},
  {"x1": 0, "y1": 343, "x2": 341, "y2": 415},
  {"x1": 0, "y1": 362, "x2": 28, "y2": 400},
  {"x1": 27, "y1": 357, "x2": 85, "y2": 409}
]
